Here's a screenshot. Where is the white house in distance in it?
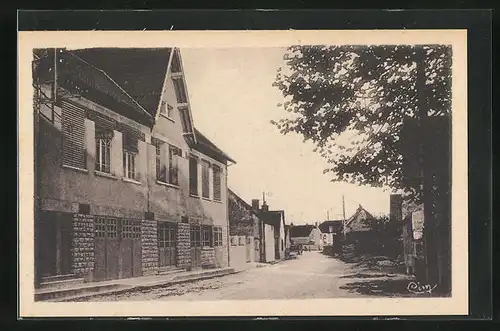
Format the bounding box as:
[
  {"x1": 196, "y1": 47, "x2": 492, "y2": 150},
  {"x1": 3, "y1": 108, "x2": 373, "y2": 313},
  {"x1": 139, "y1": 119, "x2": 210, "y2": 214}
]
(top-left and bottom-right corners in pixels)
[{"x1": 288, "y1": 223, "x2": 322, "y2": 251}]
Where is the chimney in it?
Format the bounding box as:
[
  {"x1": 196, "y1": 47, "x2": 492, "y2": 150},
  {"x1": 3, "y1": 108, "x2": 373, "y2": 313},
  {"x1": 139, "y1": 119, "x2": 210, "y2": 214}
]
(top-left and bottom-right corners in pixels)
[
  {"x1": 261, "y1": 202, "x2": 269, "y2": 212},
  {"x1": 315, "y1": 222, "x2": 318, "y2": 228},
  {"x1": 390, "y1": 194, "x2": 403, "y2": 222},
  {"x1": 251, "y1": 199, "x2": 259, "y2": 210}
]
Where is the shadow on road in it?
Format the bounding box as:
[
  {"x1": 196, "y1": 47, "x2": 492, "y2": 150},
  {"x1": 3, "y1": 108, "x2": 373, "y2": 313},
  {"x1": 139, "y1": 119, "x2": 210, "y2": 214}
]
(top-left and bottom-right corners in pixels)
[{"x1": 339, "y1": 278, "x2": 423, "y2": 297}]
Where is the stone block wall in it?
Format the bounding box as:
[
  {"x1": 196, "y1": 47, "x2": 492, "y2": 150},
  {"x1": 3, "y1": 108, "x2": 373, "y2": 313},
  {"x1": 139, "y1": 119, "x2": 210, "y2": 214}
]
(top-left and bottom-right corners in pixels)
[
  {"x1": 71, "y1": 214, "x2": 95, "y2": 278},
  {"x1": 141, "y1": 219, "x2": 159, "y2": 275},
  {"x1": 201, "y1": 248, "x2": 216, "y2": 268},
  {"x1": 176, "y1": 222, "x2": 191, "y2": 268}
]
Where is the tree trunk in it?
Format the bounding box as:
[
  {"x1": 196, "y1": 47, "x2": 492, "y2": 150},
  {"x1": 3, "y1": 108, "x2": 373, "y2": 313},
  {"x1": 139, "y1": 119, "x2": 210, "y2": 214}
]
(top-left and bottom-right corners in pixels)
[{"x1": 416, "y1": 46, "x2": 440, "y2": 288}]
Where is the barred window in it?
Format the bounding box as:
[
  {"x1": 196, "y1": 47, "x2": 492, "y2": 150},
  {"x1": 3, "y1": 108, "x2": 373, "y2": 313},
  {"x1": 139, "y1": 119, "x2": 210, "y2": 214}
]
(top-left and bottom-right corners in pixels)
[
  {"x1": 213, "y1": 164, "x2": 222, "y2": 201},
  {"x1": 122, "y1": 219, "x2": 141, "y2": 239},
  {"x1": 202, "y1": 225, "x2": 213, "y2": 247},
  {"x1": 158, "y1": 222, "x2": 176, "y2": 248},
  {"x1": 190, "y1": 225, "x2": 201, "y2": 247},
  {"x1": 213, "y1": 227, "x2": 223, "y2": 246}
]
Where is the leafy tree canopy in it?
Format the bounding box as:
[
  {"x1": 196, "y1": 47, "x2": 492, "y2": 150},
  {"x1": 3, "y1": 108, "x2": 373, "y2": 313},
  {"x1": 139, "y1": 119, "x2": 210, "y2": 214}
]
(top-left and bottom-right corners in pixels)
[{"x1": 272, "y1": 45, "x2": 452, "y2": 200}]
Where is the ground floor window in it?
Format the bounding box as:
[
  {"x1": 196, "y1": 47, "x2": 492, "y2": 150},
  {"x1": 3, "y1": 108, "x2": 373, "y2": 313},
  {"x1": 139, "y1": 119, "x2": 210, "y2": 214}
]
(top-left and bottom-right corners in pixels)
[
  {"x1": 190, "y1": 225, "x2": 201, "y2": 247},
  {"x1": 213, "y1": 227, "x2": 223, "y2": 246},
  {"x1": 202, "y1": 225, "x2": 213, "y2": 247}
]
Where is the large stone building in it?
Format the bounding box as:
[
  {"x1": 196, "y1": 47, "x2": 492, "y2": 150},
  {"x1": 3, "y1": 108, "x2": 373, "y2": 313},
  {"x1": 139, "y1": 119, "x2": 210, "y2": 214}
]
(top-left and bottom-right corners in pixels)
[{"x1": 33, "y1": 48, "x2": 235, "y2": 287}]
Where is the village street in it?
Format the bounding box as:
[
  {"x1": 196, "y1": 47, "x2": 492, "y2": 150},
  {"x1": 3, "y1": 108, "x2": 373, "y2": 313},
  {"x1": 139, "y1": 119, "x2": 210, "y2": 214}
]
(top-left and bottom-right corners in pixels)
[{"x1": 86, "y1": 251, "x2": 414, "y2": 301}]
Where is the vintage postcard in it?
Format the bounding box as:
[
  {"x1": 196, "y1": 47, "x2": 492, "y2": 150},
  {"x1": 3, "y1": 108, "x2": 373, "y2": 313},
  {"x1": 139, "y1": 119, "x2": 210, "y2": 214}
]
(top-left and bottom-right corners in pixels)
[{"x1": 18, "y1": 29, "x2": 468, "y2": 317}]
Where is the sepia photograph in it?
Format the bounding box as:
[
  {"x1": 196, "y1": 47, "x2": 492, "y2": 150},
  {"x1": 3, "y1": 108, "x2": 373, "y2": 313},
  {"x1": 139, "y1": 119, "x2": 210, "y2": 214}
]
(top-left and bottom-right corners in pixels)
[{"x1": 18, "y1": 30, "x2": 468, "y2": 317}]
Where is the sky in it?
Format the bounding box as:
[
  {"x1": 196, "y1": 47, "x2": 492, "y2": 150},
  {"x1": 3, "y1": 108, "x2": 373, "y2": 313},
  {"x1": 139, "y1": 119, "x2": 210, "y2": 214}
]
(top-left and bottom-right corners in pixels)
[{"x1": 181, "y1": 47, "x2": 391, "y2": 224}]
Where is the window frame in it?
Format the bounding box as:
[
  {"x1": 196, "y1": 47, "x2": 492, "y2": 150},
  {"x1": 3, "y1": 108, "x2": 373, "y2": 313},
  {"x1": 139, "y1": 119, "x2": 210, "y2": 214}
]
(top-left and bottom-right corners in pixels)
[
  {"x1": 168, "y1": 144, "x2": 180, "y2": 186},
  {"x1": 123, "y1": 149, "x2": 137, "y2": 180},
  {"x1": 190, "y1": 225, "x2": 201, "y2": 248},
  {"x1": 95, "y1": 135, "x2": 112, "y2": 174},
  {"x1": 213, "y1": 227, "x2": 223, "y2": 247},
  {"x1": 154, "y1": 139, "x2": 167, "y2": 183},
  {"x1": 202, "y1": 225, "x2": 213, "y2": 248}
]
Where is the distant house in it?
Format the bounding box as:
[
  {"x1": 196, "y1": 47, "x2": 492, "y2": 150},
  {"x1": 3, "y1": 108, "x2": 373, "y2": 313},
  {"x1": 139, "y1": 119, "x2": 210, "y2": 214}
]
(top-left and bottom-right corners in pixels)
[
  {"x1": 261, "y1": 209, "x2": 287, "y2": 262},
  {"x1": 343, "y1": 205, "x2": 376, "y2": 235},
  {"x1": 228, "y1": 189, "x2": 261, "y2": 265},
  {"x1": 318, "y1": 220, "x2": 344, "y2": 246},
  {"x1": 289, "y1": 223, "x2": 322, "y2": 251}
]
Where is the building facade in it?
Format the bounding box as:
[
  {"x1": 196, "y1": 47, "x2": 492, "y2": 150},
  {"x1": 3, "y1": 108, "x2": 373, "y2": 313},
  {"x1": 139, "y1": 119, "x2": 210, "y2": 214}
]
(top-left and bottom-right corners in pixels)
[
  {"x1": 228, "y1": 189, "x2": 261, "y2": 266},
  {"x1": 33, "y1": 48, "x2": 235, "y2": 287},
  {"x1": 289, "y1": 224, "x2": 323, "y2": 251}
]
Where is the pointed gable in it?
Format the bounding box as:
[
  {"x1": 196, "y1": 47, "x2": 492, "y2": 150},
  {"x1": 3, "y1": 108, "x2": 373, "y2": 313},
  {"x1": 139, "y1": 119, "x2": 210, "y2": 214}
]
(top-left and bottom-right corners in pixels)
[{"x1": 344, "y1": 205, "x2": 375, "y2": 232}]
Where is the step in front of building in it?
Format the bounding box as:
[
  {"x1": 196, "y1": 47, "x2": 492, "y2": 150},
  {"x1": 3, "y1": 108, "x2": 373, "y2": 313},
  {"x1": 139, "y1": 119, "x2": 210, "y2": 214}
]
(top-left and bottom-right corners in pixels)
[
  {"x1": 157, "y1": 267, "x2": 186, "y2": 276},
  {"x1": 39, "y1": 274, "x2": 85, "y2": 290},
  {"x1": 36, "y1": 283, "x2": 130, "y2": 302}
]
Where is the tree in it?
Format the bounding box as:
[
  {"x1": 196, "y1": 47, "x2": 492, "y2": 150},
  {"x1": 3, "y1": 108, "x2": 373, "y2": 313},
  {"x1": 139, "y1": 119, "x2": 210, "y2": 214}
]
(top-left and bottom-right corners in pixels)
[{"x1": 272, "y1": 45, "x2": 452, "y2": 201}]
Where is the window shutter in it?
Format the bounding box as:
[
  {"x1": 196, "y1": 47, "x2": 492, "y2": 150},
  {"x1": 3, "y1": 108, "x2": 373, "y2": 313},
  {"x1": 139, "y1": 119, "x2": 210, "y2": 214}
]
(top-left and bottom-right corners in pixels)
[
  {"x1": 213, "y1": 165, "x2": 222, "y2": 201},
  {"x1": 61, "y1": 100, "x2": 86, "y2": 169}
]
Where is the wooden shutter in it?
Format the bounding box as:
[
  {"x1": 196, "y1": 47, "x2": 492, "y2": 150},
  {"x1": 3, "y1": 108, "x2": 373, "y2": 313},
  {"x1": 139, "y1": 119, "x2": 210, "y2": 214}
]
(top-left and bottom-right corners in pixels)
[
  {"x1": 201, "y1": 160, "x2": 210, "y2": 198},
  {"x1": 61, "y1": 100, "x2": 86, "y2": 169},
  {"x1": 213, "y1": 165, "x2": 221, "y2": 201},
  {"x1": 189, "y1": 156, "x2": 198, "y2": 196}
]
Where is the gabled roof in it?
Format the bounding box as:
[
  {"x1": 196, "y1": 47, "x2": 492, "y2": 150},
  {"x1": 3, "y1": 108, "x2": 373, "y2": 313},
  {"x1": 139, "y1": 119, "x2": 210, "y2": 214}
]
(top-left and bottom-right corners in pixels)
[
  {"x1": 70, "y1": 48, "x2": 172, "y2": 117},
  {"x1": 345, "y1": 205, "x2": 375, "y2": 226},
  {"x1": 193, "y1": 128, "x2": 236, "y2": 164},
  {"x1": 318, "y1": 220, "x2": 344, "y2": 234},
  {"x1": 289, "y1": 225, "x2": 315, "y2": 238},
  {"x1": 228, "y1": 188, "x2": 260, "y2": 219}
]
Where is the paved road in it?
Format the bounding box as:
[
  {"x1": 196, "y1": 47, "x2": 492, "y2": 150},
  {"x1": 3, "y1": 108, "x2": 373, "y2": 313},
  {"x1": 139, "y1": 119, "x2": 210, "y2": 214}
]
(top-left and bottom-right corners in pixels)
[{"x1": 90, "y1": 251, "x2": 394, "y2": 301}]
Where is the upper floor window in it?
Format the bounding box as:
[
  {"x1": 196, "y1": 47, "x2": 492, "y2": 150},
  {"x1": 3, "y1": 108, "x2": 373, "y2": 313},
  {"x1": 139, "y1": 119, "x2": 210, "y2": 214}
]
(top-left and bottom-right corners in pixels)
[
  {"x1": 123, "y1": 133, "x2": 138, "y2": 180},
  {"x1": 189, "y1": 155, "x2": 198, "y2": 196},
  {"x1": 168, "y1": 145, "x2": 181, "y2": 186},
  {"x1": 213, "y1": 164, "x2": 222, "y2": 201},
  {"x1": 154, "y1": 139, "x2": 167, "y2": 183},
  {"x1": 201, "y1": 160, "x2": 210, "y2": 199},
  {"x1": 95, "y1": 127, "x2": 113, "y2": 173},
  {"x1": 172, "y1": 78, "x2": 187, "y2": 104},
  {"x1": 154, "y1": 138, "x2": 180, "y2": 186},
  {"x1": 160, "y1": 101, "x2": 174, "y2": 119}
]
